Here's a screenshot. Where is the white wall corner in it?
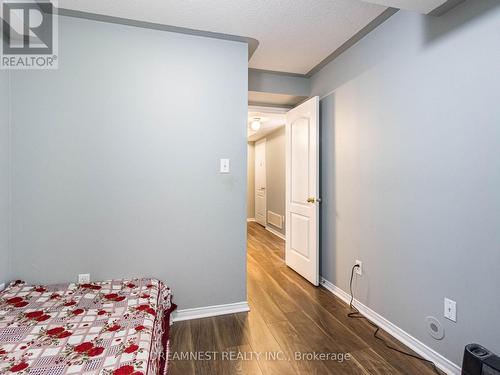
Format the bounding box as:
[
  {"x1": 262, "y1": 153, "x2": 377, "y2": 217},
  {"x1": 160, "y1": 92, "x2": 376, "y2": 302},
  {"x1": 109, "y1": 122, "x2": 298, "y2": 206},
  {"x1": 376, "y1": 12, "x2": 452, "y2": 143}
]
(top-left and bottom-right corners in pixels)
[{"x1": 320, "y1": 277, "x2": 461, "y2": 375}]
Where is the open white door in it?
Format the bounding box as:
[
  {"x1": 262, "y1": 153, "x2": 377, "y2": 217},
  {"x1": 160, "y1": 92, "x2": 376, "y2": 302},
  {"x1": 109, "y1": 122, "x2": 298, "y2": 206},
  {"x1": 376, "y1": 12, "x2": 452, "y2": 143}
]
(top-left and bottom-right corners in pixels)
[{"x1": 285, "y1": 96, "x2": 320, "y2": 286}]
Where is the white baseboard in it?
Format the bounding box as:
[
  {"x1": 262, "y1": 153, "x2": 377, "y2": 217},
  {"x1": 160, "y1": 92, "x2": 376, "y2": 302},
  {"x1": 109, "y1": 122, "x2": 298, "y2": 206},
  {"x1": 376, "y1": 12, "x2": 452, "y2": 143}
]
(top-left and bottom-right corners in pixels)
[
  {"x1": 172, "y1": 301, "x2": 250, "y2": 322},
  {"x1": 247, "y1": 218, "x2": 256, "y2": 222},
  {"x1": 320, "y1": 278, "x2": 461, "y2": 375},
  {"x1": 265, "y1": 226, "x2": 286, "y2": 240}
]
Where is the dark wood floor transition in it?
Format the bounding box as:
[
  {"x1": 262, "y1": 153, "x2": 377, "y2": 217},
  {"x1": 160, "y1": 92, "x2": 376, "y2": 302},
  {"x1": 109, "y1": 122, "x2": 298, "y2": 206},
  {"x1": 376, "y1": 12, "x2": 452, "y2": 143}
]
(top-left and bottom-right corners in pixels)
[{"x1": 169, "y1": 222, "x2": 437, "y2": 374}]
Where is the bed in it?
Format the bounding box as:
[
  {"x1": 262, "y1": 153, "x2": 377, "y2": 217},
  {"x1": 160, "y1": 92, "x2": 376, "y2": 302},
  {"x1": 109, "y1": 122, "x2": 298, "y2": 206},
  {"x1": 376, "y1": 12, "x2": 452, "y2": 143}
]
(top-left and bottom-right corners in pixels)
[{"x1": 0, "y1": 278, "x2": 175, "y2": 375}]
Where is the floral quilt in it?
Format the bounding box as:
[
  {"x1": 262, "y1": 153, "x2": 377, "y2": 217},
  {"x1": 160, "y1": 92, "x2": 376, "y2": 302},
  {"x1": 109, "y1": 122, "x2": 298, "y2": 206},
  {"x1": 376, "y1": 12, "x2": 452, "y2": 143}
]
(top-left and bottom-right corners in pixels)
[{"x1": 0, "y1": 278, "x2": 174, "y2": 375}]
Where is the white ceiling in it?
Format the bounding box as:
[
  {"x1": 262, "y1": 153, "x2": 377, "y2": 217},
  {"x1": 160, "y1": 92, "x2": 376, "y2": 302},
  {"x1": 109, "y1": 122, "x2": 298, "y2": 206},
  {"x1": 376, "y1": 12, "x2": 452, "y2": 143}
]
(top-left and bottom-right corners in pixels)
[
  {"x1": 362, "y1": 0, "x2": 448, "y2": 14},
  {"x1": 57, "y1": 0, "x2": 388, "y2": 75},
  {"x1": 247, "y1": 109, "x2": 286, "y2": 141}
]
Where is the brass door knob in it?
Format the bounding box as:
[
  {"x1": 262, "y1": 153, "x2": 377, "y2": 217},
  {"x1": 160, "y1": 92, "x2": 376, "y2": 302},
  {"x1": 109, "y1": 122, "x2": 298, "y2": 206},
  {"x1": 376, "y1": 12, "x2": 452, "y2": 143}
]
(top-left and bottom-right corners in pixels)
[{"x1": 307, "y1": 197, "x2": 322, "y2": 203}]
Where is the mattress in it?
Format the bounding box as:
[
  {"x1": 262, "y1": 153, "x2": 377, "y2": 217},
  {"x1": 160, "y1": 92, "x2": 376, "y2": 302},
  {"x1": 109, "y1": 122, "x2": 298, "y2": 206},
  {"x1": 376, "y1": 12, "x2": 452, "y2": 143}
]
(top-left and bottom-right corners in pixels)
[{"x1": 0, "y1": 278, "x2": 174, "y2": 375}]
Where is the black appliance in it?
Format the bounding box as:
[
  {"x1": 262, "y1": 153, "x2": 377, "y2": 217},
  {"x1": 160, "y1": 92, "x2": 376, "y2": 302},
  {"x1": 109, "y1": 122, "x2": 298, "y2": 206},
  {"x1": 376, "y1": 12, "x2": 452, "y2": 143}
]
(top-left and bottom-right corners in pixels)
[{"x1": 462, "y1": 344, "x2": 500, "y2": 375}]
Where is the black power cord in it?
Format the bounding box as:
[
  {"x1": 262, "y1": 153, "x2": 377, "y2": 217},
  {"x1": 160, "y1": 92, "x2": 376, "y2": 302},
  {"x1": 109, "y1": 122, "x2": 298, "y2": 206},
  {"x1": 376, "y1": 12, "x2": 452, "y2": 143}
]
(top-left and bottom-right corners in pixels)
[{"x1": 347, "y1": 264, "x2": 443, "y2": 375}]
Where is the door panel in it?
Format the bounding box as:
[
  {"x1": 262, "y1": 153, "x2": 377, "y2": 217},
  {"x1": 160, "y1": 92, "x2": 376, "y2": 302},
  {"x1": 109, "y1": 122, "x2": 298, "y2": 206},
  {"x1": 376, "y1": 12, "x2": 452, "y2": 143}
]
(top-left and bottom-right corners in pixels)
[
  {"x1": 291, "y1": 118, "x2": 310, "y2": 205},
  {"x1": 290, "y1": 213, "x2": 310, "y2": 258},
  {"x1": 285, "y1": 97, "x2": 319, "y2": 286},
  {"x1": 255, "y1": 138, "x2": 267, "y2": 226}
]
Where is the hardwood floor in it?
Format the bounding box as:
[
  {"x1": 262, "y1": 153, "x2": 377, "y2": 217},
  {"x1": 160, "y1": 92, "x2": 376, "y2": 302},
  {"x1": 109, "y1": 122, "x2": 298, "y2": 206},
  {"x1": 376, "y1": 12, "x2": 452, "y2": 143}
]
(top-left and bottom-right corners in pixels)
[{"x1": 169, "y1": 222, "x2": 437, "y2": 375}]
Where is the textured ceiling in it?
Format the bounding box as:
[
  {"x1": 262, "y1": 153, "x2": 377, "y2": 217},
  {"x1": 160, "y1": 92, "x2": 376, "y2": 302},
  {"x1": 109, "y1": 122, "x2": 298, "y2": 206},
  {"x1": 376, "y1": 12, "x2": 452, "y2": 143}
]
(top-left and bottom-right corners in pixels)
[
  {"x1": 57, "y1": 0, "x2": 388, "y2": 75},
  {"x1": 362, "y1": 0, "x2": 448, "y2": 14}
]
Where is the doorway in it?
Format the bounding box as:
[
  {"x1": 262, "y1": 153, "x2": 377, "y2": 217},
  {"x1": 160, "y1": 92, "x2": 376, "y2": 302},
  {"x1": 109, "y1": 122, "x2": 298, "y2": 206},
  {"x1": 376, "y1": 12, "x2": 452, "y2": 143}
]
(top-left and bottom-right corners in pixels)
[
  {"x1": 247, "y1": 106, "x2": 287, "y2": 241},
  {"x1": 247, "y1": 97, "x2": 320, "y2": 286}
]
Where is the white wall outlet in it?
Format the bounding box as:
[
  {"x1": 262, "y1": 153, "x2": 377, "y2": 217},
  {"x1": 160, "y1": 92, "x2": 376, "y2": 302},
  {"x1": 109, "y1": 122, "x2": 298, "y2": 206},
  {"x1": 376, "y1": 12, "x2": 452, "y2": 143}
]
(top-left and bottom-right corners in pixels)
[
  {"x1": 220, "y1": 158, "x2": 230, "y2": 173},
  {"x1": 355, "y1": 260, "x2": 363, "y2": 276},
  {"x1": 78, "y1": 274, "x2": 90, "y2": 284},
  {"x1": 444, "y1": 298, "x2": 457, "y2": 322},
  {"x1": 0, "y1": 283, "x2": 5, "y2": 291}
]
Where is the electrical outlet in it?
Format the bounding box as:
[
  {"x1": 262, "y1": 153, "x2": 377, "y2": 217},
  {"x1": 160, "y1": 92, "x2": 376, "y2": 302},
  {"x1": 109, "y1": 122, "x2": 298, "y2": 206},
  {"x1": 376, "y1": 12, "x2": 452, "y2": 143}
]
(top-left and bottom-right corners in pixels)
[
  {"x1": 355, "y1": 260, "x2": 363, "y2": 276},
  {"x1": 444, "y1": 298, "x2": 457, "y2": 322},
  {"x1": 78, "y1": 274, "x2": 90, "y2": 284}
]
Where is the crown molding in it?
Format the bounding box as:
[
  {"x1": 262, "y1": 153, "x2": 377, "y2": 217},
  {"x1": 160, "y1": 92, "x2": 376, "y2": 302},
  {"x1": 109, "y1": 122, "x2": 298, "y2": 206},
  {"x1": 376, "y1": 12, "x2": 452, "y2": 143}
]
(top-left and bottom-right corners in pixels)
[
  {"x1": 56, "y1": 8, "x2": 259, "y2": 60},
  {"x1": 306, "y1": 8, "x2": 398, "y2": 77},
  {"x1": 248, "y1": 68, "x2": 307, "y2": 79},
  {"x1": 428, "y1": 0, "x2": 465, "y2": 17}
]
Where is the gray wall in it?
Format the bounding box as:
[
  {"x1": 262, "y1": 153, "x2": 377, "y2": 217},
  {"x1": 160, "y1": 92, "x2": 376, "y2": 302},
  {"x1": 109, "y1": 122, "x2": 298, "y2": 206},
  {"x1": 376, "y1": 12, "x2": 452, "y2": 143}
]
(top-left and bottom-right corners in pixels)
[
  {"x1": 247, "y1": 142, "x2": 255, "y2": 219},
  {"x1": 313, "y1": 1, "x2": 500, "y2": 366},
  {"x1": 0, "y1": 71, "x2": 10, "y2": 285},
  {"x1": 10, "y1": 16, "x2": 248, "y2": 310},
  {"x1": 265, "y1": 128, "x2": 286, "y2": 235},
  {"x1": 248, "y1": 69, "x2": 310, "y2": 97}
]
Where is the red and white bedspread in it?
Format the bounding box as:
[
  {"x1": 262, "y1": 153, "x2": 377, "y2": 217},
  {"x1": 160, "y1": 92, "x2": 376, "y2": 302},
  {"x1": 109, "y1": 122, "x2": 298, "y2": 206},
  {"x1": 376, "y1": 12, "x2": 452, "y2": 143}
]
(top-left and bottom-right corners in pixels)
[{"x1": 0, "y1": 278, "x2": 175, "y2": 375}]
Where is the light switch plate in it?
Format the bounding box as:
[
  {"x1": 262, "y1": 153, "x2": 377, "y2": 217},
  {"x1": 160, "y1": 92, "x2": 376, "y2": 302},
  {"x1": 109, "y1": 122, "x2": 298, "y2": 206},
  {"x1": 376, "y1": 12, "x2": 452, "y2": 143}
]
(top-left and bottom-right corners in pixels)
[
  {"x1": 220, "y1": 159, "x2": 230, "y2": 173},
  {"x1": 444, "y1": 298, "x2": 457, "y2": 322},
  {"x1": 78, "y1": 274, "x2": 90, "y2": 284}
]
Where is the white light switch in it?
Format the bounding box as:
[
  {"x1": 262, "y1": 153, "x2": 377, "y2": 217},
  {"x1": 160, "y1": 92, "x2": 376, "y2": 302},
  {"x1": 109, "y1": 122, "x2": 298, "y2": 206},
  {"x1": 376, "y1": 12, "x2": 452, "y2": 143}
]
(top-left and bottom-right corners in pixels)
[
  {"x1": 220, "y1": 159, "x2": 230, "y2": 173},
  {"x1": 444, "y1": 298, "x2": 457, "y2": 322},
  {"x1": 78, "y1": 274, "x2": 90, "y2": 284}
]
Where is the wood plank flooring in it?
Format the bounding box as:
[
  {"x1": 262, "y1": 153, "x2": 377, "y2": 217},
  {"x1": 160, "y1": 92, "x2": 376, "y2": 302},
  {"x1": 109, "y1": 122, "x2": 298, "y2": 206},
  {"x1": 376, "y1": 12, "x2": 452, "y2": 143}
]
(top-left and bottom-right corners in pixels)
[{"x1": 169, "y1": 222, "x2": 437, "y2": 375}]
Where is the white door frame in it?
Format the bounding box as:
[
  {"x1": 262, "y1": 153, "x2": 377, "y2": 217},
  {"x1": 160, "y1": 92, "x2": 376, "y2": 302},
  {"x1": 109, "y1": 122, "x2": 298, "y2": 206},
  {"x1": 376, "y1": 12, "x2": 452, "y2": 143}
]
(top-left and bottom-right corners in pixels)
[{"x1": 254, "y1": 138, "x2": 267, "y2": 227}]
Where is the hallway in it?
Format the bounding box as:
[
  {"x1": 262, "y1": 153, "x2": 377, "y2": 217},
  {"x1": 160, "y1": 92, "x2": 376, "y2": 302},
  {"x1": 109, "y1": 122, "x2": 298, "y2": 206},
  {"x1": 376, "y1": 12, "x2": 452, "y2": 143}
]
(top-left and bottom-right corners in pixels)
[{"x1": 169, "y1": 222, "x2": 438, "y2": 374}]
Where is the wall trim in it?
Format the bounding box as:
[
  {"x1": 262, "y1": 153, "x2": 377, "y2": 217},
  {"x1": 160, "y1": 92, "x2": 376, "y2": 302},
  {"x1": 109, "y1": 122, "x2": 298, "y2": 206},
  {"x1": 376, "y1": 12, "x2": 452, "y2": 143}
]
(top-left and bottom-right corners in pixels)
[
  {"x1": 248, "y1": 101, "x2": 295, "y2": 109},
  {"x1": 306, "y1": 8, "x2": 398, "y2": 77},
  {"x1": 56, "y1": 8, "x2": 259, "y2": 59},
  {"x1": 55, "y1": 7, "x2": 400, "y2": 79},
  {"x1": 172, "y1": 301, "x2": 250, "y2": 322},
  {"x1": 428, "y1": 0, "x2": 465, "y2": 16},
  {"x1": 320, "y1": 277, "x2": 461, "y2": 375},
  {"x1": 265, "y1": 226, "x2": 285, "y2": 240},
  {"x1": 248, "y1": 68, "x2": 307, "y2": 79},
  {"x1": 248, "y1": 105, "x2": 290, "y2": 114},
  {"x1": 247, "y1": 218, "x2": 256, "y2": 222}
]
